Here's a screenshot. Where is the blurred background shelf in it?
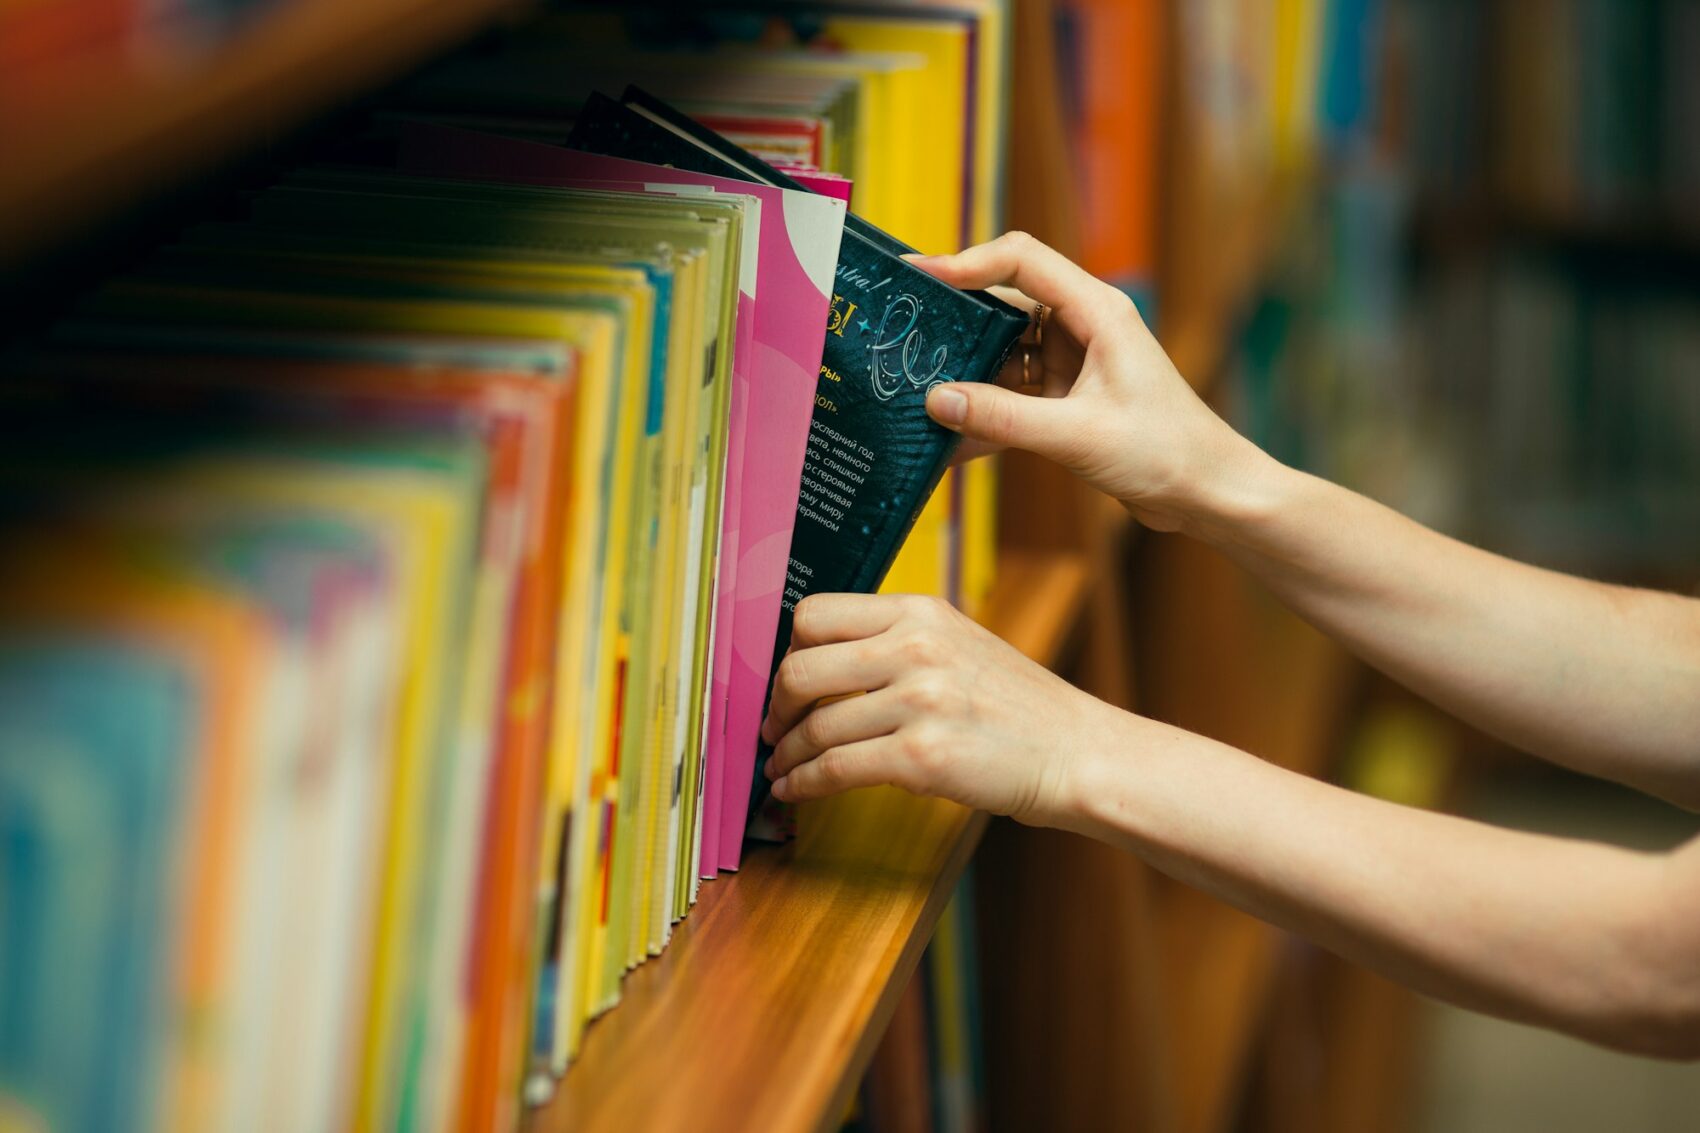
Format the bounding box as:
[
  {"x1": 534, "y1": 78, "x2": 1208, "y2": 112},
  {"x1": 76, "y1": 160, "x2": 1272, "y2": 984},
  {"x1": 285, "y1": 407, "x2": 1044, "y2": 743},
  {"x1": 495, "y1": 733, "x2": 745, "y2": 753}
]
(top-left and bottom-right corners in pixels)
[
  {"x1": 1163, "y1": 893, "x2": 1281, "y2": 1133},
  {"x1": 1160, "y1": 189, "x2": 1291, "y2": 399},
  {"x1": 0, "y1": 0, "x2": 521, "y2": 265},
  {"x1": 533, "y1": 549, "x2": 1090, "y2": 1133}
]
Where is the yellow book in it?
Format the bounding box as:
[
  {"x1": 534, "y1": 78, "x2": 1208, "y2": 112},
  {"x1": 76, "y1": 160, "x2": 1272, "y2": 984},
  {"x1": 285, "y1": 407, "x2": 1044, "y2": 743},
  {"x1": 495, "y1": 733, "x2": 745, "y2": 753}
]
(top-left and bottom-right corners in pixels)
[
  {"x1": 962, "y1": 457, "x2": 999, "y2": 619},
  {"x1": 880, "y1": 480, "x2": 952, "y2": 599},
  {"x1": 1272, "y1": 0, "x2": 1326, "y2": 173},
  {"x1": 633, "y1": 244, "x2": 704, "y2": 965},
  {"x1": 708, "y1": 48, "x2": 914, "y2": 232},
  {"x1": 819, "y1": 15, "x2": 974, "y2": 253}
]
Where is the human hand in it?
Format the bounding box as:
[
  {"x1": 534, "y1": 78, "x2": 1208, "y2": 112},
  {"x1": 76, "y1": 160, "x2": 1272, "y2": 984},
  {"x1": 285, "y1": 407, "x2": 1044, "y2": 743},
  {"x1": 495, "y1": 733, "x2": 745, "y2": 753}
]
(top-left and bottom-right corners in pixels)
[
  {"x1": 909, "y1": 231, "x2": 1273, "y2": 534},
  {"x1": 758, "y1": 592, "x2": 1119, "y2": 826}
]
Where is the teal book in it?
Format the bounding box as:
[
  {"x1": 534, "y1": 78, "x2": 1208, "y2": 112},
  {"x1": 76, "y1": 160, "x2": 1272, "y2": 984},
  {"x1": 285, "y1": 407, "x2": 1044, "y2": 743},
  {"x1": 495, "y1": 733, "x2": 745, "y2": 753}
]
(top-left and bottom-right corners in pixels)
[{"x1": 567, "y1": 88, "x2": 1029, "y2": 822}]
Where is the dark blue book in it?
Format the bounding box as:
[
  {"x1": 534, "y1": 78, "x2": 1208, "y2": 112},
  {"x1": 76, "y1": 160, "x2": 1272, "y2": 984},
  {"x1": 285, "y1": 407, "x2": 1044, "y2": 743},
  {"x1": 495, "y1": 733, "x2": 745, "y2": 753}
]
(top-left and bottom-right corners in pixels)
[{"x1": 568, "y1": 87, "x2": 1030, "y2": 822}]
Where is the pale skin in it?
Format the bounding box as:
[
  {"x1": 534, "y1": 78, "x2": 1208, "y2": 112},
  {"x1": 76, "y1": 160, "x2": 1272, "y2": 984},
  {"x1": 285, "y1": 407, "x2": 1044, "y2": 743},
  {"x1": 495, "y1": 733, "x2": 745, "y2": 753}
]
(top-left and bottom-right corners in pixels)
[{"x1": 760, "y1": 231, "x2": 1700, "y2": 1059}]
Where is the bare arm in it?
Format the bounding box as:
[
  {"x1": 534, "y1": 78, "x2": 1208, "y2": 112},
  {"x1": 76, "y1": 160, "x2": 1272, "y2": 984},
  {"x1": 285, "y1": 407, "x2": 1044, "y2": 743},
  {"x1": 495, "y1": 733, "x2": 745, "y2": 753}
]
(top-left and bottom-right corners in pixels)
[
  {"x1": 762, "y1": 232, "x2": 1700, "y2": 1057},
  {"x1": 1195, "y1": 463, "x2": 1700, "y2": 808},
  {"x1": 1069, "y1": 713, "x2": 1700, "y2": 1058},
  {"x1": 760, "y1": 592, "x2": 1700, "y2": 1059},
  {"x1": 908, "y1": 233, "x2": 1700, "y2": 807}
]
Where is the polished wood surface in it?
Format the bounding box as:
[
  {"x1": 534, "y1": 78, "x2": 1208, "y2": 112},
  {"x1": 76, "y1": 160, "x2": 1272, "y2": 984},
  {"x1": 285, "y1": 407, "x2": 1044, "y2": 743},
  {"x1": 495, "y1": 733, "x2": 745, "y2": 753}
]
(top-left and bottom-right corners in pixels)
[
  {"x1": 531, "y1": 550, "x2": 1090, "y2": 1133},
  {"x1": 0, "y1": 0, "x2": 520, "y2": 264}
]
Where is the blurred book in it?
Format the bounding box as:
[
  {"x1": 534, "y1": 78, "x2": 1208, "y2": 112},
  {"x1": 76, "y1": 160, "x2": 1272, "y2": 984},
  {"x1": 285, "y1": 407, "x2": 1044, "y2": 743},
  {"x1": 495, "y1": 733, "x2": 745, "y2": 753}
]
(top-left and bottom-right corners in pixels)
[{"x1": 0, "y1": 8, "x2": 1031, "y2": 1130}]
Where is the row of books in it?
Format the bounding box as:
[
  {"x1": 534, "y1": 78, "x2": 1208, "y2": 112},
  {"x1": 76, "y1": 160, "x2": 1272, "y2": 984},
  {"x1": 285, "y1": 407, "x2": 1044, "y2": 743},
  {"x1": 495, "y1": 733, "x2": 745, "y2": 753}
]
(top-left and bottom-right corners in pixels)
[
  {"x1": 1416, "y1": 253, "x2": 1700, "y2": 575},
  {"x1": 1399, "y1": 0, "x2": 1700, "y2": 225},
  {"x1": 1047, "y1": 0, "x2": 1378, "y2": 315},
  {"x1": 1174, "y1": 0, "x2": 1384, "y2": 184},
  {"x1": 1229, "y1": 160, "x2": 1700, "y2": 579},
  {"x1": 0, "y1": 5, "x2": 1028, "y2": 1132}
]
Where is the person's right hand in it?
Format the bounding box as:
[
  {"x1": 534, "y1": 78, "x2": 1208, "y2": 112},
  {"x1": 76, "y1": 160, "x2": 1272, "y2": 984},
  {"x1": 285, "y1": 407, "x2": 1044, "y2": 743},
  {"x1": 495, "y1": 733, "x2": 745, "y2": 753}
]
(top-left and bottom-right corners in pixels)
[{"x1": 911, "y1": 231, "x2": 1272, "y2": 534}]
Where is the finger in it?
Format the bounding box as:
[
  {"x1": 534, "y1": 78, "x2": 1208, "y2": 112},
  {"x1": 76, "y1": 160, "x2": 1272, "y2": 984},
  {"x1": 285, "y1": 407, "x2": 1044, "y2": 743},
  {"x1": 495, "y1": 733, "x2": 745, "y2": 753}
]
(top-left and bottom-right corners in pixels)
[
  {"x1": 788, "y1": 591, "x2": 908, "y2": 650},
  {"x1": 770, "y1": 735, "x2": 904, "y2": 803},
  {"x1": 993, "y1": 332, "x2": 1084, "y2": 397},
  {"x1": 767, "y1": 687, "x2": 906, "y2": 779},
  {"x1": 925, "y1": 380, "x2": 1082, "y2": 458},
  {"x1": 903, "y1": 232, "x2": 1129, "y2": 344},
  {"x1": 984, "y1": 282, "x2": 1034, "y2": 313},
  {"x1": 761, "y1": 639, "x2": 897, "y2": 745}
]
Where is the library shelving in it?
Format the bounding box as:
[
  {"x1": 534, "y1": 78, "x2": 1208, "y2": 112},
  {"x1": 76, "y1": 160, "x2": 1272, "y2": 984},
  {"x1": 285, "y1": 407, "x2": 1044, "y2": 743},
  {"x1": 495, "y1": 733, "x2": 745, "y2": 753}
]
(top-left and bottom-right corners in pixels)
[
  {"x1": 1, "y1": 3, "x2": 1385, "y2": 1132},
  {"x1": 0, "y1": 0, "x2": 520, "y2": 265},
  {"x1": 532, "y1": 549, "x2": 1091, "y2": 1133}
]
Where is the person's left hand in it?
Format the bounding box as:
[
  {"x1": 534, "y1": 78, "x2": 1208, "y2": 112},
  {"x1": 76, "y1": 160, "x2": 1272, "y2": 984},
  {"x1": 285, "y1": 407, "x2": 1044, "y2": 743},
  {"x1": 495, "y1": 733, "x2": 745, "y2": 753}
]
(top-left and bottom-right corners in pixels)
[{"x1": 759, "y1": 592, "x2": 1113, "y2": 827}]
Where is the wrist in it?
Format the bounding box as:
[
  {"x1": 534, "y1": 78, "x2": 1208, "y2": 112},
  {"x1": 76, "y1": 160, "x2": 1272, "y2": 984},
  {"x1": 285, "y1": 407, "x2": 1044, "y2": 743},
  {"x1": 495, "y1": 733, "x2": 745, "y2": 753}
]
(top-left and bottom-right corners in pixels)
[
  {"x1": 1176, "y1": 436, "x2": 1296, "y2": 551},
  {"x1": 1051, "y1": 708, "x2": 1233, "y2": 854},
  {"x1": 1048, "y1": 704, "x2": 1151, "y2": 840}
]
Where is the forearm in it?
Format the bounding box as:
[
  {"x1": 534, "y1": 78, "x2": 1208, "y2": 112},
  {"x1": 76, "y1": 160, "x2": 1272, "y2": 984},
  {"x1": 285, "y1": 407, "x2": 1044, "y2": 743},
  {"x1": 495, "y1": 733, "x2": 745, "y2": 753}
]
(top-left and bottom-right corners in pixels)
[
  {"x1": 1183, "y1": 452, "x2": 1700, "y2": 806},
  {"x1": 1062, "y1": 716, "x2": 1700, "y2": 1057}
]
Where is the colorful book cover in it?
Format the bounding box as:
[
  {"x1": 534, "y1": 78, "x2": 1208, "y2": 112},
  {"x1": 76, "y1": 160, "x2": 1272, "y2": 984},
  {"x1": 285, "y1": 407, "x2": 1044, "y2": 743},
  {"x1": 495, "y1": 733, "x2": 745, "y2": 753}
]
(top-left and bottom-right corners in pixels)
[
  {"x1": 49, "y1": 345, "x2": 580, "y2": 1133},
  {"x1": 400, "y1": 123, "x2": 848, "y2": 870},
  {"x1": 566, "y1": 86, "x2": 1029, "y2": 825},
  {"x1": 130, "y1": 217, "x2": 660, "y2": 1050},
  {"x1": 0, "y1": 635, "x2": 196, "y2": 1133},
  {"x1": 62, "y1": 269, "x2": 629, "y2": 1111}
]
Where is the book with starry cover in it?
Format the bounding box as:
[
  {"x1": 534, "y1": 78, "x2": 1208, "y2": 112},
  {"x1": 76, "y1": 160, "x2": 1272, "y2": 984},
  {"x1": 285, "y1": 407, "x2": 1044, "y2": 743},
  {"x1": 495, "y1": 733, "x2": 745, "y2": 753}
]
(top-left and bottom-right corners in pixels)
[{"x1": 568, "y1": 87, "x2": 1029, "y2": 827}]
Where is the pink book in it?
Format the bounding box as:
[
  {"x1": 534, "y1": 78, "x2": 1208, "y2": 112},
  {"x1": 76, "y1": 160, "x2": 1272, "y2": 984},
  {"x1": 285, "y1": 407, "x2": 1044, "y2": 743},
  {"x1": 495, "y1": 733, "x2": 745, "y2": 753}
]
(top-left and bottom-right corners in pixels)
[
  {"x1": 399, "y1": 123, "x2": 844, "y2": 871},
  {"x1": 774, "y1": 165, "x2": 854, "y2": 207}
]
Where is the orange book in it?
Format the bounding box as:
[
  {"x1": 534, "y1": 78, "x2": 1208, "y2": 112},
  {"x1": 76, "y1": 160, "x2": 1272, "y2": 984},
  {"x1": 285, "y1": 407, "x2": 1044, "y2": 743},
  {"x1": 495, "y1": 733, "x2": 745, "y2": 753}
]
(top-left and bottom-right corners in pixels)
[{"x1": 1059, "y1": 0, "x2": 1166, "y2": 296}]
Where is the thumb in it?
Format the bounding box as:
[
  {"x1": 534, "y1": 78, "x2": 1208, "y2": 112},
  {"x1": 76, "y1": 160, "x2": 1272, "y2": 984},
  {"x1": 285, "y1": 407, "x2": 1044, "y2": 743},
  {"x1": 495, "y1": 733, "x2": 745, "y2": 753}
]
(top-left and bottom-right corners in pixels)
[{"x1": 926, "y1": 381, "x2": 1076, "y2": 458}]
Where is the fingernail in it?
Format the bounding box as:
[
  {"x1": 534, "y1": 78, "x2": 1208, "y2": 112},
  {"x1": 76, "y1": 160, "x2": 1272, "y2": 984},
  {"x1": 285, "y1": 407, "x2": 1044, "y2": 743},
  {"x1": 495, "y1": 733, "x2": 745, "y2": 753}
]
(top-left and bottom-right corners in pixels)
[
  {"x1": 900, "y1": 252, "x2": 936, "y2": 262},
  {"x1": 771, "y1": 775, "x2": 790, "y2": 801},
  {"x1": 928, "y1": 386, "x2": 967, "y2": 427},
  {"x1": 763, "y1": 756, "x2": 778, "y2": 780}
]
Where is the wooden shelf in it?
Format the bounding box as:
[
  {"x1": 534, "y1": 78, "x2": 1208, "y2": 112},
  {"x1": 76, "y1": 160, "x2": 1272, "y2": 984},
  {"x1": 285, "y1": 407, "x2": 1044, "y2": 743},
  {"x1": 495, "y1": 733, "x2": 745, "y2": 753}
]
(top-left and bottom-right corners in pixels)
[
  {"x1": 1412, "y1": 196, "x2": 1700, "y2": 266},
  {"x1": 1160, "y1": 187, "x2": 1289, "y2": 397},
  {"x1": 0, "y1": 0, "x2": 520, "y2": 265},
  {"x1": 1163, "y1": 889, "x2": 1282, "y2": 1133},
  {"x1": 1153, "y1": 604, "x2": 1356, "y2": 1133},
  {"x1": 532, "y1": 548, "x2": 1091, "y2": 1133}
]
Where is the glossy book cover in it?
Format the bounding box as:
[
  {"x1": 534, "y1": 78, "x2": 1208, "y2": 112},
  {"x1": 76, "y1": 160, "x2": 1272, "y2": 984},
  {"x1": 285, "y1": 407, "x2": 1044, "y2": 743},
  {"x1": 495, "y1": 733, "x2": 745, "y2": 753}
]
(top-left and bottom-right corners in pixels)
[{"x1": 567, "y1": 87, "x2": 1028, "y2": 827}]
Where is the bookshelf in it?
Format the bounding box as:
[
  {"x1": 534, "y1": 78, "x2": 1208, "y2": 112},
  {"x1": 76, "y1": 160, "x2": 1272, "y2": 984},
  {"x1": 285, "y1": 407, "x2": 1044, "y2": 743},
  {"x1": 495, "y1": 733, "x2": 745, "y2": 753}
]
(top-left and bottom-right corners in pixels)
[
  {"x1": 0, "y1": 0, "x2": 521, "y2": 264},
  {"x1": 1161, "y1": 187, "x2": 1289, "y2": 398},
  {"x1": 1146, "y1": 589, "x2": 1355, "y2": 1133},
  {"x1": 0, "y1": 2, "x2": 1389, "y2": 1131},
  {"x1": 533, "y1": 549, "x2": 1091, "y2": 1133},
  {"x1": 974, "y1": 4, "x2": 1377, "y2": 1127}
]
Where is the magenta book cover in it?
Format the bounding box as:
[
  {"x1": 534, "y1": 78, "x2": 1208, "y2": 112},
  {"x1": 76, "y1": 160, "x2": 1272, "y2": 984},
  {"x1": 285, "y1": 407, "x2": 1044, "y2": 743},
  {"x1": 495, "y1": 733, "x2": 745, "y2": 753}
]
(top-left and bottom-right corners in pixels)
[
  {"x1": 397, "y1": 123, "x2": 844, "y2": 870},
  {"x1": 775, "y1": 165, "x2": 854, "y2": 207}
]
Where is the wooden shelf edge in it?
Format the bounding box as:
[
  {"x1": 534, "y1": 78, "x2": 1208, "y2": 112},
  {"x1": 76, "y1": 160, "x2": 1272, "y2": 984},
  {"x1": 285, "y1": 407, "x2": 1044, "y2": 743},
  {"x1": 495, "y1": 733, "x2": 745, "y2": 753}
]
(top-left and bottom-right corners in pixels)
[
  {"x1": 0, "y1": 0, "x2": 521, "y2": 264},
  {"x1": 531, "y1": 550, "x2": 1090, "y2": 1133}
]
